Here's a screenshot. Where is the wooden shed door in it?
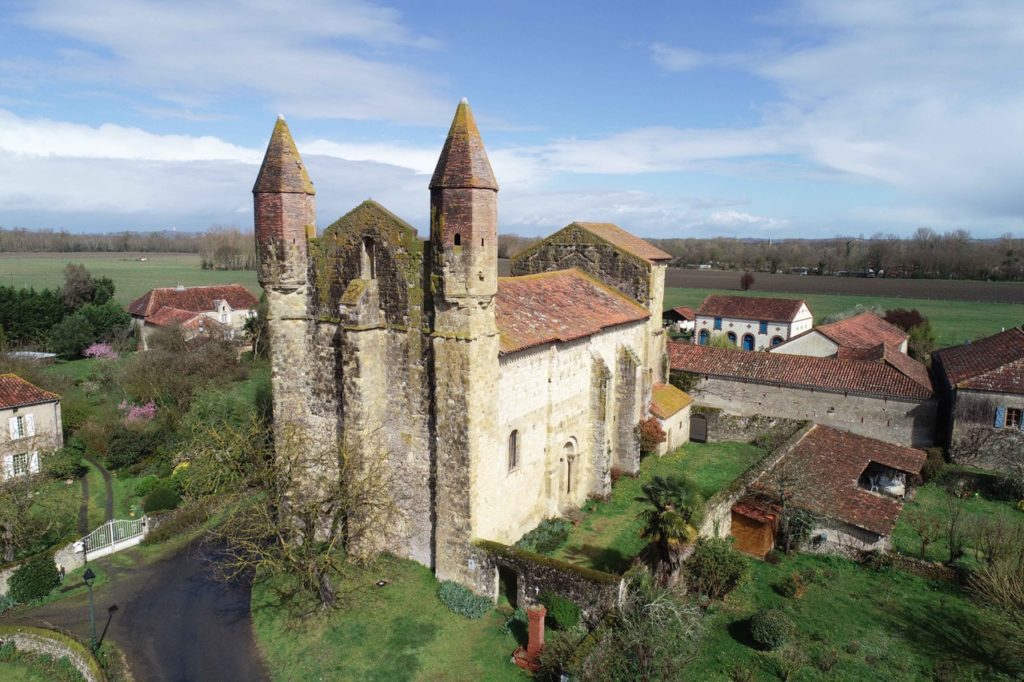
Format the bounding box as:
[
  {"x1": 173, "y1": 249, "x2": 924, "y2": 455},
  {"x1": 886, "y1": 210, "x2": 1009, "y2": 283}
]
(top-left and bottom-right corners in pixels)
[
  {"x1": 690, "y1": 413, "x2": 707, "y2": 443},
  {"x1": 731, "y1": 510, "x2": 774, "y2": 558}
]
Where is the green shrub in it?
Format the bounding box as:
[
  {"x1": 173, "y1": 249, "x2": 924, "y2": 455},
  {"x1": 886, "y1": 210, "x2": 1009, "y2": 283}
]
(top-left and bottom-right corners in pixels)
[
  {"x1": 0, "y1": 593, "x2": 16, "y2": 615},
  {"x1": 132, "y1": 475, "x2": 160, "y2": 498},
  {"x1": 44, "y1": 443, "x2": 87, "y2": 480},
  {"x1": 143, "y1": 479, "x2": 181, "y2": 513},
  {"x1": 437, "y1": 580, "x2": 491, "y2": 619},
  {"x1": 777, "y1": 509, "x2": 815, "y2": 552},
  {"x1": 538, "y1": 591, "x2": 582, "y2": 630},
  {"x1": 750, "y1": 608, "x2": 793, "y2": 650},
  {"x1": 515, "y1": 518, "x2": 571, "y2": 554},
  {"x1": 921, "y1": 447, "x2": 946, "y2": 483},
  {"x1": 9, "y1": 554, "x2": 61, "y2": 603},
  {"x1": 777, "y1": 573, "x2": 801, "y2": 598},
  {"x1": 863, "y1": 550, "x2": 893, "y2": 572},
  {"x1": 500, "y1": 607, "x2": 528, "y2": 637},
  {"x1": 684, "y1": 537, "x2": 749, "y2": 599},
  {"x1": 141, "y1": 501, "x2": 211, "y2": 545},
  {"x1": 106, "y1": 426, "x2": 160, "y2": 469}
]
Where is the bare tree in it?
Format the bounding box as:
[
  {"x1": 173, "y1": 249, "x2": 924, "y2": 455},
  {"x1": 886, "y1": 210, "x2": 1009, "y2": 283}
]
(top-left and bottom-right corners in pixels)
[{"x1": 904, "y1": 508, "x2": 943, "y2": 560}]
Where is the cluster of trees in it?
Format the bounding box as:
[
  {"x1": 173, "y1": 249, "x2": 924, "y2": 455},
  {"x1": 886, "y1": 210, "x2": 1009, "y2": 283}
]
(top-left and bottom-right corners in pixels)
[
  {"x1": 0, "y1": 264, "x2": 131, "y2": 356},
  {"x1": 198, "y1": 226, "x2": 256, "y2": 271}
]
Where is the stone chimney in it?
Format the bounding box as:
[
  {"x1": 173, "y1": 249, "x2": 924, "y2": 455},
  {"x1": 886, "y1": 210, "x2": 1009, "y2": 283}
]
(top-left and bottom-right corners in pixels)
[{"x1": 513, "y1": 604, "x2": 546, "y2": 672}]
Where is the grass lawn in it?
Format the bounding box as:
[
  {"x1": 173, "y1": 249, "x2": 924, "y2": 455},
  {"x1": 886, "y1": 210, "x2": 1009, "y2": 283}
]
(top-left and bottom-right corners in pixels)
[
  {"x1": 0, "y1": 252, "x2": 259, "y2": 304},
  {"x1": 687, "y1": 552, "x2": 1014, "y2": 680},
  {"x1": 549, "y1": 442, "x2": 764, "y2": 573},
  {"x1": 890, "y1": 475, "x2": 1024, "y2": 565},
  {"x1": 665, "y1": 287, "x2": 1024, "y2": 348},
  {"x1": 252, "y1": 555, "x2": 529, "y2": 682},
  {"x1": 0, "y1": 656, "x2": 82, "y2": 682}
]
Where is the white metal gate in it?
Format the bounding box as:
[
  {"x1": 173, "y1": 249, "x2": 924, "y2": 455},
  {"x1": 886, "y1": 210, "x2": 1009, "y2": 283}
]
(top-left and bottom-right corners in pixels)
[{"x1": 76, "y1": 518, "x2": 146, "y2": 561}]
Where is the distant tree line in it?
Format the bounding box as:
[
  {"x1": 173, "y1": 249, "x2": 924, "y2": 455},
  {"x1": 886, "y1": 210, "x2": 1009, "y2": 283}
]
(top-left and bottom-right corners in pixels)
[{"x1": 499, "y1": 229, "x2": 1024, "y2": 281}]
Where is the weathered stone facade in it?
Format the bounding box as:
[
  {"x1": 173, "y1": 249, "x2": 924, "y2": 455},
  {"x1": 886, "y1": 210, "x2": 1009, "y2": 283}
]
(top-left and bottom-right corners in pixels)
[{"x1": 254, "y1": 102, "x2": 669, "y2": 595}]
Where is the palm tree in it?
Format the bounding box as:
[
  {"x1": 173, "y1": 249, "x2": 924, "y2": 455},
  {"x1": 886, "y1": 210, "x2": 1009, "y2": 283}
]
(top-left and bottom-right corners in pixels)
[{"x1": 635, "y1": 475, "x2": 704, "y2": 576}]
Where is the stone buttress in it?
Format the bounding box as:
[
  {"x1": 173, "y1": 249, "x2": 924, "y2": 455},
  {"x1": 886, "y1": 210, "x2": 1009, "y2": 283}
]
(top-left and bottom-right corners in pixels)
[{"x1": 430, "y1": 100, "x2": 501, "y2": 592}]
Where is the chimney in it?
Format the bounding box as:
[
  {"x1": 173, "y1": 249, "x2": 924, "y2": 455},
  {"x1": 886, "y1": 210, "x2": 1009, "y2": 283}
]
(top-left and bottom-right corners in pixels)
[{"x1": 512, "y1": 604, "x2": 546, "y2": 672}]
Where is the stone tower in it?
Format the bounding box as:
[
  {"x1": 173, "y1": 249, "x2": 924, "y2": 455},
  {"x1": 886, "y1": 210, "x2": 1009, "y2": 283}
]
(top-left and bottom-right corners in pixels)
[
  {"x1": 253, "y1": 117, "x2": 318, "y2": 441},
  {"x1": 430, "y1": 99, "x2": 501, "y2": 590}
]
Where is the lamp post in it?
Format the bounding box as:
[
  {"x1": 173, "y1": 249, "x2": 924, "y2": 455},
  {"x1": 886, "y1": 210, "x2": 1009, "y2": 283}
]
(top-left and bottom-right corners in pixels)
[{"x1": 83, "y1": 567, "x2": 97, "y2": 652}]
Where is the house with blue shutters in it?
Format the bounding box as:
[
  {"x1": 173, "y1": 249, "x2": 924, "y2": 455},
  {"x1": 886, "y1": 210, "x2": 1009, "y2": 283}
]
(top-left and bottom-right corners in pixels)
[
  {"x1": 932, "y1": 327, "x2": 1024, "y2": 467},
  {"x1": 693, "y1": 294, "x2": 813, "y2": 350}
]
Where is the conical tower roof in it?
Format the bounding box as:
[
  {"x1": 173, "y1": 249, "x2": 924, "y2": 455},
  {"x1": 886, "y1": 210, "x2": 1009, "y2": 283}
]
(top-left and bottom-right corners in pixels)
[
  {"x1": 429, "y1": 99, "x2": 498, "y2": 191},
  {"x1": 253, "y1": 116, "x2": 315, "y2": 195}
]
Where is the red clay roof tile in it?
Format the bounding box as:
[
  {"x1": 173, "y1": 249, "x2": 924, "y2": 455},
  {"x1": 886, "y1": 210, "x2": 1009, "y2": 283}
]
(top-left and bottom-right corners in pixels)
[
  {"x1": 496, "y1": 269, "x2": 649, "y2": 354},
  {"x1": 0, "y1": 374, "x2": 60, "y2": 409},
  {"x1": 128, "y1": 285, "x2": 258, "y2": 320},
  {"x1": 933, "y1": 327, "x2": 1024, "y2": 394},
  {"x1": 696, "y1": 294, "x2": 809, "y2": 323},
  {"x1": 572, "y1": 222, "x2": 673, "y2": 262},
  {"x1": 816, "y1": 312, "x2": 908, "y2": 350}
]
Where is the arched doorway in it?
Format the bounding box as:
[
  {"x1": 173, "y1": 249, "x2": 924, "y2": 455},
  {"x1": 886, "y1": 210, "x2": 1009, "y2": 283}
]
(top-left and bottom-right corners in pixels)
[
  {"x1": 698, "y1": 329, "x2": 709, "y2": 345},
  {"x1": 690, "y1": 413, "x2": 708, "y2": 443},
  {"x1": 726, "y1": 331, "x2": 737, "y2": 346},
  {"x1": 742, "y1": 333, "x2": 755, "y2": 351}
]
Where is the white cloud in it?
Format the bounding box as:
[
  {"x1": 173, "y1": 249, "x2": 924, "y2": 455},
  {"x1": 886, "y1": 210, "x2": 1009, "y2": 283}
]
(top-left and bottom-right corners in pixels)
[
  {"x1": 706, "y1": 210, "x2": 787, "y2": 230},
  {"x1": 649, "y1": 43, "x2": 704, "y2": 72},
  {"x1": 15, "y1": 0, "x2": 449, "y2": 124}
]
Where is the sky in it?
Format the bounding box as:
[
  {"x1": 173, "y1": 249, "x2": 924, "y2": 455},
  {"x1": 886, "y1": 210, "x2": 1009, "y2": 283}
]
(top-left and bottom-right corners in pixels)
[{"x1": 0, "y1": 0, "x2": 1022, "y2": 239}]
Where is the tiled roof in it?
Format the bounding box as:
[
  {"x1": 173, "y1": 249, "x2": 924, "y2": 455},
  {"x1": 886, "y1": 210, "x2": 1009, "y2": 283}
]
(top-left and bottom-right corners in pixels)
[
  {"x1": 128, "y1": 285, "x2": 258, "y2": 319},
  {"x1": 572, "y1": 222, "x2": 673, "y2": 262},
  {"x1": 430, "y1": 99, "x2": 497, "y2": 191},
  {"x1": 696, "y1": 295, "x2": 808, "y2": 323},
  {"x1": 146, "y1": 307, "x2": 202, "y2": 328},
  {"x1": 253, "y1": 117, "x2": 315, "y2": 195},
  {"x1": 668, "y1": 342, "x2": 933, "y2": 400},
  {"x1": 933, "y1": 327, "x2": 1024, "y2": 394},
  {"x1": 816, "y1": 312, "x2": 908, "y2": 350},
  {"x1": 496, "y1": 269, "x2": 649, "y2": 354},
  {"x1": 753, "y1": 425, "x2": 926, "y2": 535},
  {"x1": 0, "y1": 374, "x2": 60, "y2": 409},
  {"x1": 667, "y1": 306, "x2": 695, "y2": 321},
  {"x1": 650, "y1": 383, "x2": 694, "y2": 419}
]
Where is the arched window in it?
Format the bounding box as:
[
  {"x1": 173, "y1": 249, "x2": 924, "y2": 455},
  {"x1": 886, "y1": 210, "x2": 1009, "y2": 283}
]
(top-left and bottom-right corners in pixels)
[
  {"x1": 770, "y1": 336, "x2": 784, "y2": 347},
  {"x1": 564, "y1": 440, "x2": 576, "y2": 494},
  {"x1": 508, "y1": 430, "x2": 519, "y2": 472},
  {"x1": 453, "y1": 233, "x2": 461, "y2": 246},
  {"x1": 742, "y1": 333, "x2": 755, "y2": 351},
  {"x1": 360, "y1": 237, "x2": 375, "y2": 279},
  {"x1": 698, "y1": 329, "x2": 709, "y2": 345},
  {"x1": 727, "y1": 331, "x2": 738, "y2": 345}
]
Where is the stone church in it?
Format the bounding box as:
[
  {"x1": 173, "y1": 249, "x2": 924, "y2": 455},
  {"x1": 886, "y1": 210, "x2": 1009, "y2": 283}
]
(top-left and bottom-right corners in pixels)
[{"x1": 254, "y1": 99, "x2": 676, "y2": 592}]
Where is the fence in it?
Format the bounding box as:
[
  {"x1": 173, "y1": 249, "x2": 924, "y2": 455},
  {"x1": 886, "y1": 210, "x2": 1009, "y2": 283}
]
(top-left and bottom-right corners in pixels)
[{"x1": 75, "y1": 518, "x2": 147, "y2": 563}]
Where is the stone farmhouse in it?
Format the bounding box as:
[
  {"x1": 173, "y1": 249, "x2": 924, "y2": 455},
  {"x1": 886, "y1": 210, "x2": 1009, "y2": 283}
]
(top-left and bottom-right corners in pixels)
[
  {"x1": 668, "y1": 342, "x2": 936, "y2": 447},
  {"x1": 128, "y1": 284, "x2": 259, "y2": 350},
  {"x1": 1, "y1": 374, "x2": 62, "y2": 481},
  {"x1": 694, "y1": 294, "x2": 813, "y2": 350},
  {"x1": 254, "y1": 100, "x2": 672, "y2": 594},
  {"x1": 769, "y1": 311, "x2": 909, "y2": 358},
  {"x1": 932, "y1": 326, "x2": 1024, "y2": 465},
  {"x1": 722, "y1": 425, "x2": 926, "y2": 558}
]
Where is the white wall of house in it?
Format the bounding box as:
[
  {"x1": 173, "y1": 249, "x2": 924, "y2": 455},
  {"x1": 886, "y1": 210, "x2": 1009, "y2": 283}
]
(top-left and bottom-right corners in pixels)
[
  {"x1": 768, "y1": 331, "x2": 839, "y2": 357},
  {"x1": 804, "y1": 519, "x2": 887, "y2": 555},
  {"x1": 479, "y1": 320, "x2": 649, "y2": 545},
  {"x1": 1, "y1": 401, "x2": 63, "y2": 480},
  {"x1": 694, "y1": 304, "x2": 813, "y2": 351},
  {"x1": 200, "y1": 300, "x2": 256, "y2": 333},
  {"x1": 655, "y1": 405, "x2": 691, "y2": 455}
]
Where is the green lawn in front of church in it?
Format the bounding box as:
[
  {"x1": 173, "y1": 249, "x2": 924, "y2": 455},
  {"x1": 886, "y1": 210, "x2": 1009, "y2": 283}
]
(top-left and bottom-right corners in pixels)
[{"x1": 547, "y1": 441, "x2": 764, "y2": 574}]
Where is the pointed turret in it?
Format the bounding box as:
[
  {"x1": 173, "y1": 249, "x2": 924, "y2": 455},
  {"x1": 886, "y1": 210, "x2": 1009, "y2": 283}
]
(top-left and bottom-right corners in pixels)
[
  {"x1": 429, "y1": 98, "x2": 498, "y2": 191},
  {"x1": 254, "y1": 116, "x2": 316, "y2": 195}
]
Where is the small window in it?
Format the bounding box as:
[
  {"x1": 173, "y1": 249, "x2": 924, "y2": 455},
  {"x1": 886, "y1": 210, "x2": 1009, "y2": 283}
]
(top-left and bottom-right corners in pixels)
[
  {"x1": 1006, "y1": 407, "x2": 1022, "y2": 429},
  {"x1": 727, "y1": 331, "x2": 737, "y2": 345},
  {"x1": 508, "y1": 430, "x2": 519, "y2": 472},
  {"x1": 10, "y1": 416, "x2": 26, "y2": 439},
  {"x1": 12, "y1": 452, "x2": 28, "y2": 476},
  {"x1": 713, "y1": 317, "x2": 722, "y2": 330},
  {"x1": 453, "y1": 233, "x2": 462, "y2": 246},
  {"x1": 361, "y1": 237, "x2": 376, "y2": 279},
  {"x1": 759, "y1": 320, "x2": 768, "y2": 334},
  {"x1": 480, "y1": 238, "x2": 484, "y2": 247},
  {"x1": 770, "y1": 336, "x2": 783, "y2": 347},
  {"x1": 220, "y1": 313, "x2": 228, "y2": 324}
]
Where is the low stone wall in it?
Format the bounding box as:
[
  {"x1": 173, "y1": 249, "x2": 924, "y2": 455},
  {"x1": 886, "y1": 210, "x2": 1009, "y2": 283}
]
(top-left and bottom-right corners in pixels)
[
  {"x1": 474, "y1": 540, "x2": 623, "y2": 623},
  {"x1": 693, "y1": 409, "x2": 805, "y2": 446},
  {"x1": 870, "y1": 552, "x2": 961, "y2": 582},
  {"x1": 0, "y1": 624, "x2": 106, "y2": 682},
  {"x1": 698, "y1": 422, "x2": 815, "y2": 539}
]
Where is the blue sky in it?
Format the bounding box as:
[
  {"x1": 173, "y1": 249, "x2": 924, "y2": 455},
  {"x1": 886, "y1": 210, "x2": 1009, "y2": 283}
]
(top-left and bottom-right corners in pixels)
[{"x1": 0, "y1": 0, "x2": 1022, "y2": 239}]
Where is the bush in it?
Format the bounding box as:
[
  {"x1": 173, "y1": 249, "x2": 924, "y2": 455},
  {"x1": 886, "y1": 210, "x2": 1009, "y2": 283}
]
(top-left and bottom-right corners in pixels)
[
  {"x1": 638, "y1": 417, "x2": 666, "y2": 453},
  {"x1": 863, "y1": 550, "x2": 893, "y2": 572},
  {"x1": 143, "y1": 479, "x2": 181, "y2": 513},
  {"x1": 106, "y1": 425, "x2": 161, "y2": 469},
  {"x1": 437, "y1": 580, "x2": 491, "y2": 619},
  {"x1": 515, "y1": 518, "x2": 571, "y2": 554},
  {"x1": 684, "y1": 537, "x2": 749, "y2": 599},
  {"x1": 44, "y1": 441, "x2": 87, "y2": 480},
  {"x1": 500, "y1": 607, "x2": 528, "y2": 636},
  {"x1": 141, "y1": 501, "x2": 211, "y2": 545},
  {"x1": 538, "y1": 591, "x2": 582, "y2": 630},
  {"x1": 9, "y1": 554, "x2": 61, "y2": 603},
  {"x1": 777, "y1": 508, "x2": 815, "y2": 552},
  {"x1": 764, "y1": 550, "x2": 782, "y2": 565},
  {"x1": 921, "y1": 447, "x2": 946, "y2": 483},
  {"x1": 777, "y1": 573, "x2": 802, "y2": 598},
  {"x1": 750, "y1": 608, "x2": 793, "y2": 650}
]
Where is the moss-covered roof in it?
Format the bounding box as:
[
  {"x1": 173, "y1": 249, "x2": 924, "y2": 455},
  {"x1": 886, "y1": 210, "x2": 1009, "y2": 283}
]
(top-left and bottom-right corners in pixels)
[
  {"x1": 253, "y1": 116, "x2": 315, "y2": 195},
  {"x1": 322, "y1": 199, "x2": 419, "y2": 239},
  {"x1": 429, "y1": 99, "x2": 498, "y2": 191},
  {"x1": 650, "y1": 382, "x2": 693, "y2": 419}
]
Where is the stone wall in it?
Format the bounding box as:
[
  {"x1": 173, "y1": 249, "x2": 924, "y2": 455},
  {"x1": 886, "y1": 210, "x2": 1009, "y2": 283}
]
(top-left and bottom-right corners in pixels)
[
  {"x1": 803, "y1": 519, "x2": 886, "y2": 557},
  {"x1": 475, "y1": 540, "x2": 622, "y2": 623},
  {"x1": 949, "y1": 389, "x2": 1024, "y2": 468},
  {"x1": 0, "y1": 625, "x2": 105, "y2": 682},
  {"x1": 685, "y1": 375, "x2": 936, "y2": 447},
  {"x1": 691, "y1": 409, "x2": 805, "y2": 446}
]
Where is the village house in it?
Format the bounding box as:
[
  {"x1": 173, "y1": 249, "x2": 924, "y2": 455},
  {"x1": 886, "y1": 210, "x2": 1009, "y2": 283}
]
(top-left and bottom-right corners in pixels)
[
  {"x1": 663, "y1": 306, "x2": 696, "y2": 334},
  {"x1": 255, "y1": 100, "x2": 671, "y2": 595},
  {"x1": 769, "y1": 311, "x2": 909, "y2": 358},
  {"x1": 127, "y1": 284, "x2": 259, "y2": 350},
  {"x1": 693, "y1": 294, "x2": 813, "y2": 350},
  {"x1": 725, "y1": 425, "x2": 926, "y2": 557},
  {"x1": 649, "y1": 383, "x2": 693, "y2": 454},
  {"x1": 0, "y1": 374, "x2": 62, "y2": 480},
  {"x1": 668, "y1": 342, "x2": 936, "y2": 447},
  {"x1": 932, "y1": 326, "x2": 1024, "y2": 466}
]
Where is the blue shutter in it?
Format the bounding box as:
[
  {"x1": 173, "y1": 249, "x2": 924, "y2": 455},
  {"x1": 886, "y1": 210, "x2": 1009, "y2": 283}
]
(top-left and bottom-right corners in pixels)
[
  {"x1": 994, "y1": 406, "x2": 1006, "y2": 428},
  {"x1": 759, "y1": 320, "x2": 768, "y2": 334},
  {"x1": 714, "y1": 317, "x2": 722, "y2": 330}
]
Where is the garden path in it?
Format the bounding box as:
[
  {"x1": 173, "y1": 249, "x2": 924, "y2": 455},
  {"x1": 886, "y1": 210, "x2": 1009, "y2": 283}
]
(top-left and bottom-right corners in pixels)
[
  {"x1": 83, "y1": 453, "x2": 113, "y2": 522},
  {"x1": 77, "y1": 473, "x2": 89, "y2": 536}
]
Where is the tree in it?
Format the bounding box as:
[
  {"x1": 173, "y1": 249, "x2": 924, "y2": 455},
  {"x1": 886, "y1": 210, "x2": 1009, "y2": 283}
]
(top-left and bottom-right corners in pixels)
[
  {"x1": 883, "y1": 308, "x2": 926, "y2": 332},
  {"x1": 183, "y1": 418, "x2": 400, "y2": 610},
  {"x1": 92, "y1": 276, "x2": 116, "y2": 305},
  {"x1": 907, "y1": 320, "x2": 937, "y2": 362},
  {"x1": 58, "y1": 263, "x2": 95, "y2": 311},
  {"x1": 48, "y1": 313, "x2": 95, "y2": 357},
  {"x1": 739, "y1": 271, "x2": 755, "y2": 290},
  {"x1": 79, "y1": 301, "x2": 131, "y2": 343},
  {"x1": 635, "y1": 475, "x2": 703, "y2": 578},
  {"x1": 904, "y1": 508, "x2": 943, "y2": 560},
  {"x1": 244, "y1": 295, "x2": 269, "y2": 358},
  {"x1": 0, "y1": 464, "x2": 76, "y2": 562}
]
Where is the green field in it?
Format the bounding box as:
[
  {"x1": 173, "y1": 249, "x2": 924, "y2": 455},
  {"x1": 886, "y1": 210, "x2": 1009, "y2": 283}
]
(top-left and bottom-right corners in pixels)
[
  {"x1": 665, "y1": 287, "x2": 1024, "y2": 347},
  {"x1": 0, "y1": 252, "x2": 259, "y2": 304}
]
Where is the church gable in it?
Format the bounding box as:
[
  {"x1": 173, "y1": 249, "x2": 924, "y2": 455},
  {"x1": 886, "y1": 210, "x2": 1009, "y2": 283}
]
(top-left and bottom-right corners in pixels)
[{"x1": 309, "y1": 199, "x2": 427, "y2": 328}]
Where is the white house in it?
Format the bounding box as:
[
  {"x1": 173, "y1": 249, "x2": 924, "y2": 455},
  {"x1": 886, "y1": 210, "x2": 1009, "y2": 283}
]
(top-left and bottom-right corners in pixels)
[
  {"x1": 0, "y1": 374, "x2": 62, "y2": 480},
  {"x1": 127, "y1": 284, "x2": 259, "y2": 350},
  {"x1": 649, "y1": 383, "x2": 693, "y2": 454},
  {"x1": 694, "y1": 295, "x2": 813, "y2": 350}
]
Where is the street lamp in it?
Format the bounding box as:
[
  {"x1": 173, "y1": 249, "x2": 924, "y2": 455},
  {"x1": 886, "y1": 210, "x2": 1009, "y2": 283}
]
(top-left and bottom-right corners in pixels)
[{"x1": 83, "y1": 567, "x2": 97, "y2": 652}]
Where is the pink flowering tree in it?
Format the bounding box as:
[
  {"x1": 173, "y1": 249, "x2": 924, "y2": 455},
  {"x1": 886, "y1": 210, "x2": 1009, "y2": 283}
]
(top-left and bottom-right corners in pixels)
[
  {"x1": 83, "y1": 343, "x2": 119, "y2": 360},
  {"x1": 119, "y1": 400, "x2": 157, "y2": 423}
]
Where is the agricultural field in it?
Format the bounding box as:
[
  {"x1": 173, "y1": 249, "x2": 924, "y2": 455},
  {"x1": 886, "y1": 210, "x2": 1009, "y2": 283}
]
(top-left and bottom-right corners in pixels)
[{"x1": 0, "y1": 252, "x2": 259, "y2": 304}]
